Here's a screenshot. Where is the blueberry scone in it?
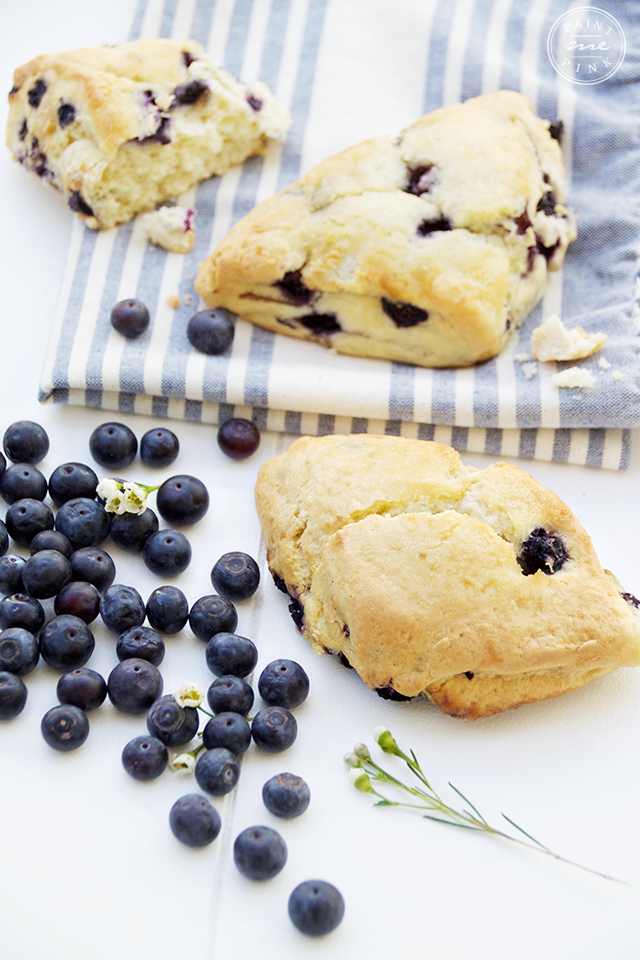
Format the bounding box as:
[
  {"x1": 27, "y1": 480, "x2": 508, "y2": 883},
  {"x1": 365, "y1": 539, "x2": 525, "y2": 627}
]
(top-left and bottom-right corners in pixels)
[
  {"x1": 255, "y1": 435, "x2": 640, "y2": 719},
  {"x1": 196, "y1": 90, "x2": 576, "y2": 367},
  {"x1": 6, "y1": 39, "x2": 290, "y2": 234}
]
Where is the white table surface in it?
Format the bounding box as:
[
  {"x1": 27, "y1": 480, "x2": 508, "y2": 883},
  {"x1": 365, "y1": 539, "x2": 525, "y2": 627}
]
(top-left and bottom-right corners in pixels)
[{"x1": 2, "y1": 4, "x2": 640, "y2": 959}]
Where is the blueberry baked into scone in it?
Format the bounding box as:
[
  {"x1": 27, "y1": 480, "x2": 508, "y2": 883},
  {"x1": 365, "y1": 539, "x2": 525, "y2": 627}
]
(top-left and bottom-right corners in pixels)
[
  {"x1": 6, "y1": 39, "x2": 290, "y2": 236},
  {"x1": 255, "y1": 435, "x2": 640, "y2": 719},
  {"x1": 196, "y1": 90, "x2": 576, "y2": 367}
]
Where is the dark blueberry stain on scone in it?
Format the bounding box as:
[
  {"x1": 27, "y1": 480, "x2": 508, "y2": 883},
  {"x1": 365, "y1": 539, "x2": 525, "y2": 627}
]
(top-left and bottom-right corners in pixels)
[
  {"x1": 272, "y1": 571, "x2": 288, "y2": 594},
  {"x1": 288, "y1": 598, "x2": 305, "y2": 630},
  {"x1": 138, "y1": 116, "x2": 172, "y2": 145},
  {"x1": 526, "y1": 245, "x2": 538, "y2": 272},
  {"x1": 28, "y1": 78, "x2": 47, "y2": 108},
  {"x1": 337, "y1": 651, "x2": 353, "y2": 669},
  {"x1": 18, "y1": 119, "x2": 28, "y2": 142},
  {"x1": 342, "y1": 624, "x2": 350, "y2": 638},
  {"x1": 26, "y1": 137, "x2": 50, "y2": 178},
  {"x1": 9, "y1": 85, "x2": 20, "y2": 96},
  {"x1": 537, "y1": 192, "x2": 557, "y2": 216},
  {"x1": 246, "y1": 93, "x2": 263, "y2": 111},
  {"x1": 518, "y1": 527, "x2": 568, "y2": 576},
  {"x1": 622, "y1": 592, "x2": 640, "y2": 608},
  {"x1": 548, "y1": 120, "x2": 564, "y2": 143},
  {"x1": 381, "y1": 298, "x2": 429, "y2": 328},
  {"x1": 405, "y1": 164, "x2": 436, "y2": 196},
  {"x1": 536, "y1": 236, "x2": 560, "y2": 262},
  {"x1": 58, "y1": 103, "x2": 75, "y2": 127},
  {"x1": 298, "y1": 313, "x2": 341, "y2": 335},
  {"x1": 417, "y1": 216, "x2": 452, "y2": 236},
  {"x1": 143, "y1": 89, "x2": 157, "y2": 105},
  {"x1": 68, "y1": 191, "x2": 94, "y2": 217},
  {"x1": 514, "y1": 211, "x2": 531, "y2": 234},
  {"x1": 274, "y1": 269, "x2": 318, "y2": 306},
  {"x1": 172, "y1": 79, "x2": 209, "y2": 106},
  {"x1": 182, "y1": 51, "x2": 197, "y2": 67},
  {"x1": 375, "y1": 685, "x2": 413, "y2": 702},
  {"x1": 464, "y1": 671, "x2": 474, "y2": 680}
]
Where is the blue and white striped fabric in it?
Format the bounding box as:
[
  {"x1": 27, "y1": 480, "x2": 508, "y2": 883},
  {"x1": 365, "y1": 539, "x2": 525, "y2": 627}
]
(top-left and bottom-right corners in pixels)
[{"x1": 39, "y1": 0, "x2": 640, "y2": 469}]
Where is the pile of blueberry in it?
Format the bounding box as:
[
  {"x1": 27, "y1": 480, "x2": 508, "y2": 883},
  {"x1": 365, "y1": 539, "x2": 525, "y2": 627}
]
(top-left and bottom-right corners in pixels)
[{"x1": 0, "y1": 418, "x2": 344, "y2": 938}]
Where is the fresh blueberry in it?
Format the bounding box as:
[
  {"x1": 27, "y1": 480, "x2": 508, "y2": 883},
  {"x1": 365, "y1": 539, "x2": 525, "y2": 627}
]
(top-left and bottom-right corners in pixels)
[
  {"x1": 89, "y1": 422, "x2": 138, "y2": 469},
  {"x1": 109, "y1": 508, "x2": 159, "y2": 554},
  {"x1": 146, "y1": 694, "x2": 198, "y2": 745},
  {"x1": 108, "y1": 658, "x2": 163, "y2": 714},
  {"x1": 0, "y1": 555, "x2": 26, "y2": 594},
  {"x1": 0, "y1": 671, "x2": 28, "y2": 720},
  {"x1": 3, "y1": 420, "x2": 49, "y2": 464},
  {"x1": 211, "y1": 552, "x2": 260, "y2": 602},
  {"x1": 57, "y1": 667, "x2": 107, "y2": 711},
  {"x1": 169, "y1": 794, "x2": 221, "y2": 847},
  {"x1": 142, "y1": 529, "x2": 192, "y2": 576},
  {"x1": 48, "y1": 462, "x2": 98, "y2": 506},
  {"x1": 69, "y1": 546, "x2": 116, "y2": 592},
  {"x1": 100, "y1": 583, "x2": 146, "y2": 633},
  {"x1": 288, "y1": 880, "x2": 345, "y2": 936},
  {"x1": 6, "y1": 498, "x2": 54, "y2": 546},
  {"x1": 41, "y1": 704, "x2": 89, "y2": 751},
  {"x1": 195, "y1": 747, "x2": 240, "y2": 796},
  {"x1": 187, "y1": 309, "x2": 234, "y2": 355},
  {"x1": 258, "y1": 659, "x2": 309, "y2": 709},
  {"x1": 55, "y1": 497, "x2": 109, "y2": 550},
  {"x1": 146, "y1": 585, "x2": 189, "y2": 634},
  {"x1": 233, "y1": 826, "x2": 287, "y2": 881},
  {"x1": 122, "y1": 735, "x2": 168, "y2": 781},
  {"x1": 262, "y1": 773, "x2": 310, "y2": 819},
  {"x1": 117, "y1": 625, "x2": 165, "y2": 666},
  {"x1": 110, "y1": 299, "x2": 150, "y2": 339},
  {"x1": 0, "y1": 521, "x2": 7, "y2": 558},
  {"x1": 30, "y1": 529, "x2": 73, "y2": 558},
  {"x1": 0, "y1": 463, "x2": 48, "y2": 503},
  {"x1": 0, "y1": 593, "x2": 45, "y2": 633},
  {"x1": 217, "y1": 419, "x2": 260, "y2": 460},
  {"x1": 252, "y1": 707, "x2": 297, "y2": 753},
  {"x1": 140, "y1": 428, "x2": 180, "y2": 467},
  {"x1": 54, "y1": 581, "x2": 101, "y2": 623},
  {"x1": 39, "y1": 615, "x2": 95, "y2": 671},
  {"x1": 205, "y1": 632, "x2": 258, "y2": 678},
  {"x1": 156, "y1": 475, "x2": 209, "y2": 526},
  {"x1": 202, "y1": 712, "x2": 251, "y2": 755},
  {"x1": 519, "y1": 528, "x2": 568, "y2": 576},
  {"x1": 189, "y1": 595, "x2": 237, "y2": 642},
  {"x1": 21, "y1": 549, "x2": 72, "y2": 599},
  {"x1": 207, "y1": 675, "x2": 254, "y2": 716},
  {"x1": 0, "y1": 627, "x2": 39, "y2": 676}
]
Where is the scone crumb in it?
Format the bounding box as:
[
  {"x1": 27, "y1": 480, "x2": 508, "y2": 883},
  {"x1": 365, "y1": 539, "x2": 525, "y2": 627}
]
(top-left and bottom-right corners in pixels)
[
  {"x1": 184, "y1": 293, "x2": 192, "y2": 306},
  {"x1": 532, "y1": 313, "x2": 607, "y2": 362},
  {"x1": 612, "y1": 370, "x2": 623, "y2": 381},
  {"x1": 514, "y1": 352, "x2": 530, "y2": 363},
  {"x1": 522, "y1": 361, "x2": 538, "y2": 380},
  {"x1": 139, "y1": 206, "x2": 195, "y2": 254},
  {"x1": 598, "y1": 356, "x2": 611, "y2": 370},
  {"x1": 167, "y1": 295, "x2": 181, "y2": 309},
  {"x1": 550, "y1": 367, "x2": 596, "y2": 390}
]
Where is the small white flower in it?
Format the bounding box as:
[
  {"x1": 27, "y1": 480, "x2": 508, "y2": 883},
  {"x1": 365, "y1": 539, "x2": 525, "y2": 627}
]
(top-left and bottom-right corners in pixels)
[
  {"x1": 97, "y1": 478, "x2": 121, "y2": 501},
  {"x1": 169, "y1": 753, "x2": 196, "y2": 775},
  {"x1": 174, "y1": 682, "x2": 204, "y2": 708},
  {"x1": 120, "y1": 481, "x2": 148, "y2": 515}
]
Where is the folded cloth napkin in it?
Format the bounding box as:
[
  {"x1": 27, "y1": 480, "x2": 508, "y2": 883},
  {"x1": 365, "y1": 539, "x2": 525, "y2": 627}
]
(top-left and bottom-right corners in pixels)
[{"x1": 39, "y1": 0, "x2": 640, "y2": 469}]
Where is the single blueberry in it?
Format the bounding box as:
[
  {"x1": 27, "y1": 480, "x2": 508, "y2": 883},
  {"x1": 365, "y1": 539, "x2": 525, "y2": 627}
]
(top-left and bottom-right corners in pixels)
[
  {"x1": 0, "y1": 463, "x2": 48, "y2": 503},
  {"x1": 374, "y1": 685, "x2": 412, "y2": 701},
  {"x1": 68, "y1": 191, "x2": 94, "y2": 217},
  {"x1": 548, "y1": 120, "x2": 564, "y2": 143},
  {"x1": 0, "y1": 627, "x2": 39, "y2": 676},
  {"x1": 55, "y1": 497, "x2": 109, "y2": 550},
  {"x1": 30, "y1": 529, "x2": 73, "y2": 558},
  {"x1": 140, "y1": 428, "x2": 180, "y2": 467},
  {"x1": 416, "y1": 216, "x2": 452, "y2": 236},
  {"x1": 246, "y1": 93, "x2": 263, "y2": 111},
  {"x1": 110, "y1": 299, "x2": 150, "y2": 339},
  {"x1": 57, "y1": 667, "x2": 107, "y2": 711},
  {"x1": 122, "y1": 735, "x2": 168, "y2": 781},
  {"x1": 137, "y1": 116, "x2": 171, "y2": 145},
  {"x1": 48, "y1": 462, "x2": 98, "y2": 506},
  {"x1": 156, "y1": 475, "x2": 209, "y2": 526},
  {"x1": 21, "y1": 549, "x2": 72, "y2": 599},
  {"x1": 6, "y1": 498, "x2": 54, "y2": 546},
  {"x1": 0, "y1": 671, "x2": 28, "y2": 720},
  {"x1": 69, "y1": 546, "x2": 116, "y2": 592},
  {"x1": 258, "y1": 659, "x2": 310, "y2": 709},
  {"x1": 0, "y1": 593, "x2": 45, "y2": 633},
  {"x1": 100, "y1": 583, "x2": 146, "y2": 633},
  {"x1": 217, "y1": 419, "x2": 260, "y2": 460},
  {"x1": 27, "y1": 79, "x2": 47, "y2": 108},
  {"x1": 172, "y1": 79, "x2": 209, "y2": 105},
  {"x1": 169, "y1": 794, "x2": 221, "y2": 847},
  {"x1": 195, "y1": 747, "x2": 240, "y2": 796},
  {"x1": 297, "y1": 313, "x2": 341, "y2": 335},
  {"x1": 41, "y1": 704, "x2": 89, "y2": 751},
  {"x1": 233, "y1": 826, "x2": 287, "y2": 881},
  {"x1": 207, "y1": 675, "x2": 254, "y2": 716},
  {"x1": 262, "y1": 773, "x2": 310, "y2": 819},
  {"x1": 211, "y1": 551, "x2": 260, "y2": 602},
  {"x1": 0, "y1": 555, "x2": 26, "y2": 594},
  {"x1": 381, "y1": 298, "x2": 429, "y2": 328},
  {"x1": 518, "y1": 527, "x2": 568, "y2": 576},
  {"x1": 205, "y1": 632, "x2": 258, "y2": 678},
  {"x1": 89, "y1": 422, "x2": 138, "y2": 469},
  {"x1": 54, "y1": 581, "x2": 101, "y2": 624},
  {"x1": 251, "y1": 706, "x2": 297, "y2": 753},
  {"x1": 110, "y1": 508, "x2": 159, "y2": 554},
  {"x1": 39, "y1": 615, "x2": 95, "y2": 671},
  {"x1": 58, "y1": 102, "x2": 75, "y2": 127},
  {"x1": 537, "y1": 191, "x2": 557, "y2": 216},
  {"x1": 108, "y1": 658, "x2": 163, "y2": 714},
  {"x1": 288, "y1": 880, "x2": 345, "y2": 936},
  {"x1": 3, "y1": 421, "x2": 49, "y2": 464},
  {"x1": 189, "y1": 594, "x2": 238, "y2": 642},
  {"x1": 187, "y1": 309, "x2": 235, "y2": 355},
  {"x1": 142, "y1": 529, "x2": 192, "y2": 576},
  {"x1": 202, "y1": 712, "x2": 251, "y2": 755},
  {"x1": 146, "y1": 694, "x2": 199, "y2": 745},
  {"x1": 146, "y1": 585, "x2": 189, "y2": 634},
  {"x1": 274, "y1": 270, "x2": 317, "y2": 306},
  {"x1": 405, "y1": 164, "x2": 435, "y2": 196},
  {"x1": 117, "y1": 625, "x2": 165, "y2": 666}
]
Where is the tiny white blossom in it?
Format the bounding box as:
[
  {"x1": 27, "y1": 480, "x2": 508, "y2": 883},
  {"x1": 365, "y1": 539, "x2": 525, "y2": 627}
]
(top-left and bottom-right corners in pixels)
[
  {"x1": 120, "y1": 481, "x2": 148, "y2": 515},
  {"x1": 169, "y1": 753, "x2": 196, "y2": 774},
  {"x1": 174, "y1": 682, "x2": 204, "y2": 708},
  {"x1": 96, "y1": 478, "x2": 121, "y2": 501}
]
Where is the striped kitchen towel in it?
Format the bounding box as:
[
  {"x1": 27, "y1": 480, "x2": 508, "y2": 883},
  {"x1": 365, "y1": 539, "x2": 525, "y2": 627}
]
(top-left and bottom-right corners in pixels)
[{"x1": 39, "y1": 0, "x2": 640, "y2": 468}]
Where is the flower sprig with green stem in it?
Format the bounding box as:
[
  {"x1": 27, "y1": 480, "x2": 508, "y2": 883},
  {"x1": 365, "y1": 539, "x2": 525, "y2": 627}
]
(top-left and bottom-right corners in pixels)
[
  {"x1": 96, "y1": 478, "x2": 161, "y2": 515},
  {"x1": 345, "y1": 727, "x2": 628, "y2": 884}
]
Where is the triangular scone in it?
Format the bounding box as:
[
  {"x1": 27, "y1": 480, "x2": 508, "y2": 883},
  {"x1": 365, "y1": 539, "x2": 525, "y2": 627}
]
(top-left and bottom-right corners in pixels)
[
  {"x1": 6, "y1": 39, "x2": 290, "y2": 233},
  {"x1": 197, "y1": 90, "x2": 576, "y2": 368},
  {"x1": 255, "y1": 435, "x2": 640, "y2": 719}
]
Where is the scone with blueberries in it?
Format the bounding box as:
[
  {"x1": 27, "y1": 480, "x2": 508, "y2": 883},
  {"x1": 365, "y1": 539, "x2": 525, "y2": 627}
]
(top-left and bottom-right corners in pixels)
[
  {"x1": 6, "y1": 38, "x2": 290, "y2": 235},
  {"x1": 197, "y1": 90, "x2": 576, "y2": 368},
  {"x1": 255, "y1": 435, "x2": 640, "y2": 719}
]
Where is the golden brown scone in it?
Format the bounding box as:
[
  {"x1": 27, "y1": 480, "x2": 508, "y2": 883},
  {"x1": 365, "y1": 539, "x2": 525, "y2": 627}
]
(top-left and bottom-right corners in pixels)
[
  {"x1": 6, "y1": 39, "x2": 290, "y2": 234},
  {"x1": 197, "y1": 91, "x2": 576, "y2": 368},
  {"x1": 255, "y1": 435, "x2": 640, "y2": 719}
]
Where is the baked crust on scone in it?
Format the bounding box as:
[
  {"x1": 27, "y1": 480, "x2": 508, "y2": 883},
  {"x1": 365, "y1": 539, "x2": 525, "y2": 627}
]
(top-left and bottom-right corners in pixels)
[
  {"x1": 197, "y1": 91, "x2": 576, "y2": 368},
  {"x1": 255, "y1": 435, "x2": 640, "y2": 719},
  {"x1": 6, "y1": 39, "x2": 290, "y2": 232}
]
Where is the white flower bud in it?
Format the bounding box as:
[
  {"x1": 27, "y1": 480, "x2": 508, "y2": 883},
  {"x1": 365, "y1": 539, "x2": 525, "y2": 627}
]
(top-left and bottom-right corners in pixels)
[
  {"x1": 174, "y1": 682, "x2": 204, "y2": 709},
  {"x1": 169, "y1": 753, "x2": 196, "y2": 775},
  {"x1": 343, "y1": 752, "x2": 361, "y2": 768},
  {"x1": 348, "y1": 768, "x2": 374, "y2": 792}
]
